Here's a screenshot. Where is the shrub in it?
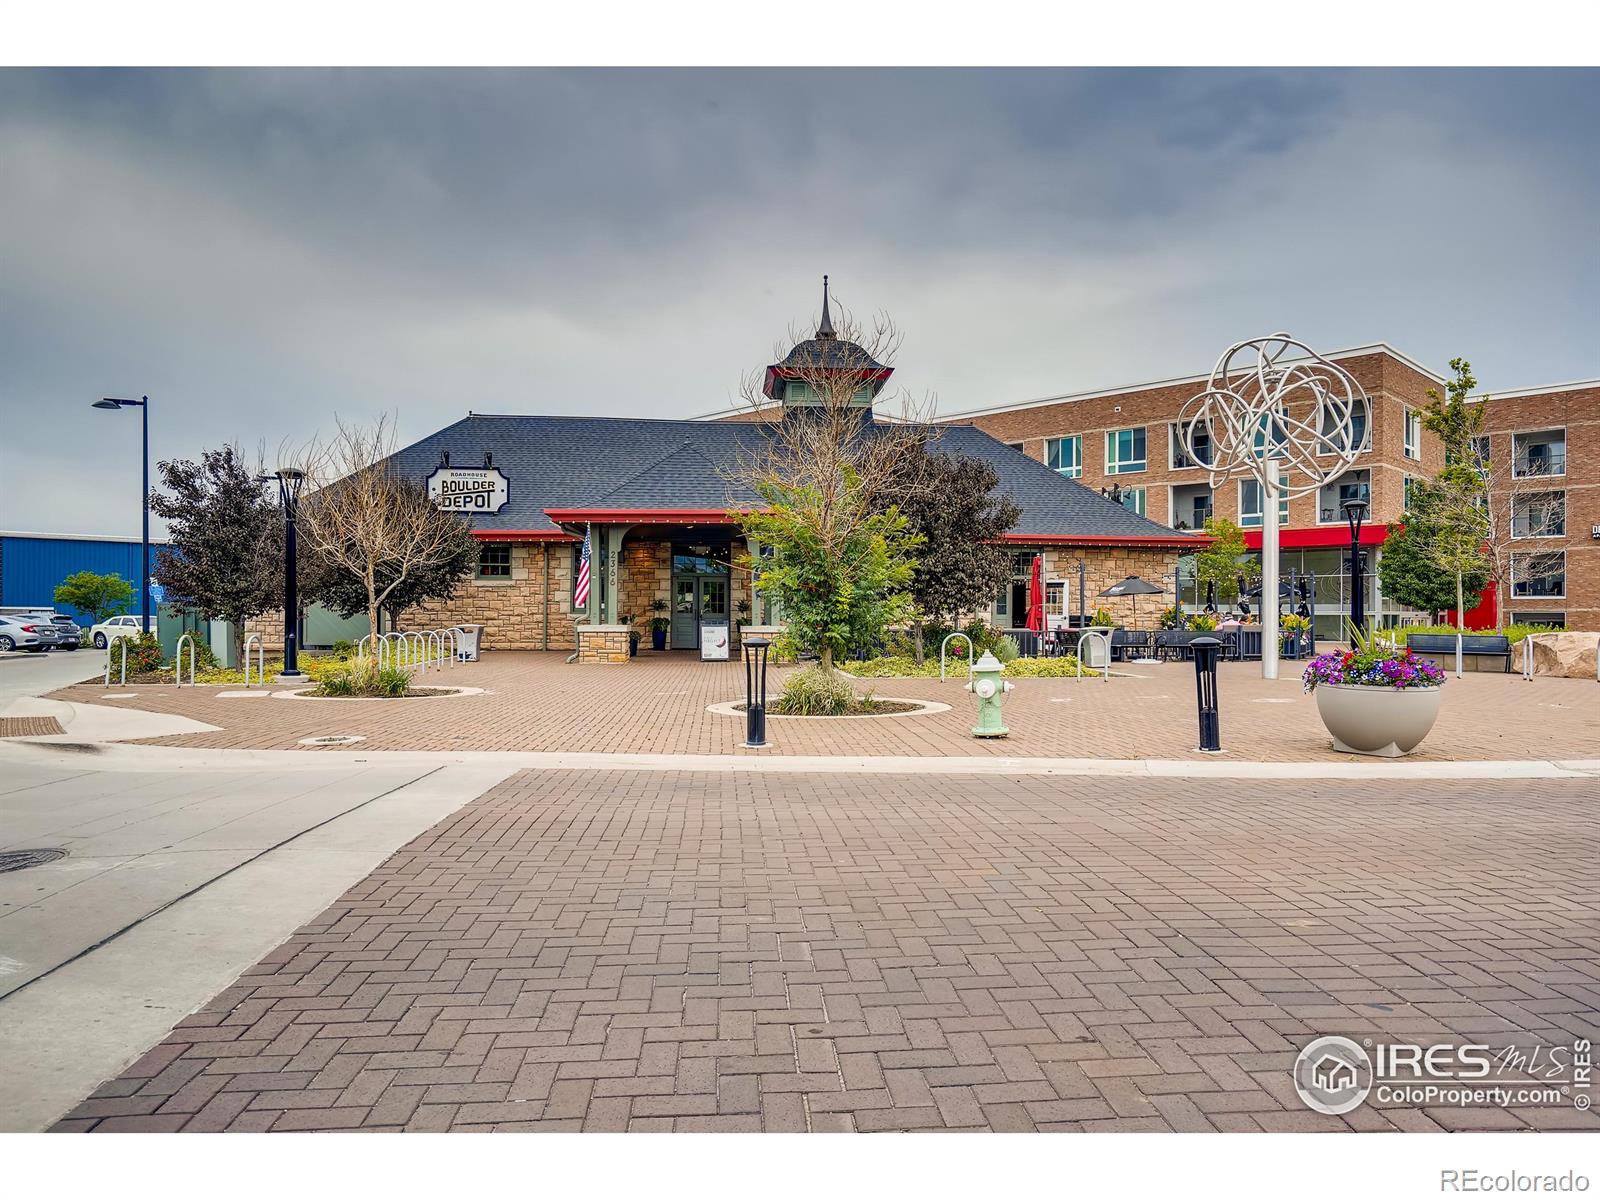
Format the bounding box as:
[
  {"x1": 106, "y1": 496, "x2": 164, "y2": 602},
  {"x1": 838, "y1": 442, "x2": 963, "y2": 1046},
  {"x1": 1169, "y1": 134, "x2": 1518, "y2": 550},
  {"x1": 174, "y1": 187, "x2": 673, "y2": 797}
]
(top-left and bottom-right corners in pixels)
[
  {"x1": 1280, "y1": 614, "x2": 1311, "y2": 634},
  {"x1": 770, "y1": 665, "x2": 865, "y2": 715},
  {"x1": 122, "y1": 632, "x2": 165, "y2": 674},
  {"x1": 770, "y1": 631, "x2": 802, "y2": 664},
  {"x1": 172, "y1": 629, "x2": 218, "y2": 671},
  {"x1": 375, "y1": 666, "x2": 412, "y2": 697},
  {"x1": 1158, "y1": 606, "x2": 1180, "y2": 630},
  {"x1": 329, "y1": 639, "x2": 357, "y2": 658},
  {"x1": 1503, "y1": 622, "x2": 1563, "y2": 645},
  {"x1": 314, "y1": 659, "x2": 414, "y2": 697},
  {"x1": 841, "y1": 655, "x2": 938, "y2": 678},
  {"x1": 992, "y1": 634, "x2": 1020, "y2": 664},
  {"x1": 1089, "y1": 607, "x2": 1115, "y2": 628},
  {"x1": 1003, "y1": 655, "x2": 1094, "y2": 677},
  {"x1": 317, "y1": 666, "x2": 360, "y2": 697},
  {"x1": 1186, "y1": 613, "x2": 1219, "y2": 632}
]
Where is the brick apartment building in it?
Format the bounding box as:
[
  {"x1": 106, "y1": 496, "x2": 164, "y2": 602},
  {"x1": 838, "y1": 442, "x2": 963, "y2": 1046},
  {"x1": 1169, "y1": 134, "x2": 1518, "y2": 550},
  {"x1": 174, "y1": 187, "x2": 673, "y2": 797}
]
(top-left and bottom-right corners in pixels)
[{"x1": 943, "y1": 347, "x2": 1598, "y2": 633}]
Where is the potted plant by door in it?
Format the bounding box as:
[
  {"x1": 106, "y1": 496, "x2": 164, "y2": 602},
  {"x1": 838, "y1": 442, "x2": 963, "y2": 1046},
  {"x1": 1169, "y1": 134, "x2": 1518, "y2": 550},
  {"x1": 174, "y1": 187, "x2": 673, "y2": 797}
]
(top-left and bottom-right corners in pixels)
[
  {"x1": 620, "y1": 614, "x2": 640, "y2": 657},
  {"x1": 1302, "y1": 623, "x2": 1445, "y2": 757},
  {"x1": 649, "y1": 599, "x2": 670, "y2": 652}
]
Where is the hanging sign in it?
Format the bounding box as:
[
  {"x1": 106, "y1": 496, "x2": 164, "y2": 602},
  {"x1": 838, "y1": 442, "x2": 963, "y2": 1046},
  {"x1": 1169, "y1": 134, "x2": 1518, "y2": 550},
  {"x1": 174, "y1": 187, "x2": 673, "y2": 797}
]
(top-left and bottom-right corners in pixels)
[{"x1": 427, "y1": 467, "x2": 510, "y2": 513}]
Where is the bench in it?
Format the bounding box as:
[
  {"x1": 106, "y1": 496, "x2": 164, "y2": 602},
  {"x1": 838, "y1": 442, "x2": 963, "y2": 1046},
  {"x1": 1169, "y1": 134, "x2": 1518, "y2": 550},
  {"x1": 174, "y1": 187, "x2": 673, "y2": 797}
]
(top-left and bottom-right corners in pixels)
[{"x1": 1405, "y1": 633, "x2": 1513, "y2": 673}]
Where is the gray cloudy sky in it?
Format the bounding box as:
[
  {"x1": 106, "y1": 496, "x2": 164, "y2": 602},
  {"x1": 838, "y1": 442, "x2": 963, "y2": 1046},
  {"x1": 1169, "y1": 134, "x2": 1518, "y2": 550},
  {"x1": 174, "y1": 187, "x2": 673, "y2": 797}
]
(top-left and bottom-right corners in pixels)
[{"x1": 2, "y1": 68, "x2": 1596, "y2": 536}]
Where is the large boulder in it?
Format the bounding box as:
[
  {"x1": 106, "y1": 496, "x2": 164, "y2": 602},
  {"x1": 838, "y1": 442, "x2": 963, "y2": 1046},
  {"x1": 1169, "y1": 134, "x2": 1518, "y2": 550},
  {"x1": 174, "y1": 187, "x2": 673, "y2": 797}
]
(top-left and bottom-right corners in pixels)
[{"x1": 1514, "y1": 632, "x2": 1600, "y2": 679}]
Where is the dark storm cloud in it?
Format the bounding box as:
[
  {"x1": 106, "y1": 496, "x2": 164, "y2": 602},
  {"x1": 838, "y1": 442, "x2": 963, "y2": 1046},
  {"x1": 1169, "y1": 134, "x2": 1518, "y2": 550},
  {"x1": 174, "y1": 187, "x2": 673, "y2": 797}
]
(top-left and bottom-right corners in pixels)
[{"x1": 0, "y1": 68, "x2": 1595, "y2": 534}]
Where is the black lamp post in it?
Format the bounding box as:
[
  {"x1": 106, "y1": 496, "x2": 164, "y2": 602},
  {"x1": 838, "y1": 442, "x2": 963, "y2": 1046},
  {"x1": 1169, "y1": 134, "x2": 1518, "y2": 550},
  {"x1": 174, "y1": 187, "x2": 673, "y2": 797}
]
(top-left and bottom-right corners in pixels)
[
  {"x1": 1342, "y1": 497, "x2": 1370, "y2": 648},
  {"x1": 260, "y1": 468, "x2": 307, "y2": 678},
  {"x1": 742, "y1": 637, "x2": 771, "y2": 748},
  {"x1": 92, "y1": 396, "x2": 151, "y2": 635},
  {"x1": 1190, "y1": 635, "x2": 1222, "y2": 752}
]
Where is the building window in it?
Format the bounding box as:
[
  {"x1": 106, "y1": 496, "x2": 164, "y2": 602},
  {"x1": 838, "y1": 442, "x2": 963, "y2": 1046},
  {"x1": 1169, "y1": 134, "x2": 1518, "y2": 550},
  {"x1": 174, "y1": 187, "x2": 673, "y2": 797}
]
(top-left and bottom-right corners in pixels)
[
  {"x1": 995, "y1": 551, "x2": 1037, "y2": 625},
  {"x1": 1045, "y1": 579, "x2": 1069, "y2": 629},
  {"x1": 1319, "y1": 404, "x2": 1369, "y2": 452},
  {"x1": 1046, "y1": 435, "x2": 1082, "y2": 477},
  {"x1": 1403, "y1": 476, "x2": 1417, "y2": 511},
  {"x1": 1403, "y1": 409, "x2": 1422, "y2": 460},
  {"x1": 477, "y1": 543, "x2": 512, "y2": 578},
  {"x1": 1171, "y1": 484, "x2": 1213, "y2": 531},
  {"x1": 1509, "y1": 611, "x2": 1566, "y2": 629},
  {"x1": 1117, "y1": 486, "x2": 1146, "y2": 517},
  {"x1": 1169, "y1": 422, "x2": 1211, "y2": 469},
  {"x1": 1105, "y1": 427, "x2": 1146, "y2": 475},
  {"x1": 1253, "y1": 413, "x2": 1288, "y2": 456},
  {"x1": 1512, "y1": 429, "x2": 1566, "y2": 479},
  {"x1": 1239, "y1": 475, "x2": 1290, "y2": 528},
  {"x1": 1005, "y1": 441, "x2": 1025, "y2": 453},
  {"x1": 1511, "y1": 551, "x2": 1565, "y2": 599},
  {"x1": 1512, "y1": 491, "x2": 1566, "y2": 539},
  {"x1": 1318, "y1": 471, "x2": 1371, "y2": 524}
]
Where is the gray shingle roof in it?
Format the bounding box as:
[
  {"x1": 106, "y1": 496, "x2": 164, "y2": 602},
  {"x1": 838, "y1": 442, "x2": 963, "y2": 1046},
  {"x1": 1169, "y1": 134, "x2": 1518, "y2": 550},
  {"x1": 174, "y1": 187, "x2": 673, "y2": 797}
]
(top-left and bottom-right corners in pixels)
[{"x1": 388, "y1": 414, "x2": 1199, "y2": 543}]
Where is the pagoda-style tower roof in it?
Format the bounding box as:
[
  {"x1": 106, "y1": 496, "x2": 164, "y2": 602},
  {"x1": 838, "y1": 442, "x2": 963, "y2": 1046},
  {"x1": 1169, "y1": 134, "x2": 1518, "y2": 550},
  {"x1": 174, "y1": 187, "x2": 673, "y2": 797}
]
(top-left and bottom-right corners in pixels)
[{"x1": 761, "y1": 275, "x2": 894, "y2": 402}]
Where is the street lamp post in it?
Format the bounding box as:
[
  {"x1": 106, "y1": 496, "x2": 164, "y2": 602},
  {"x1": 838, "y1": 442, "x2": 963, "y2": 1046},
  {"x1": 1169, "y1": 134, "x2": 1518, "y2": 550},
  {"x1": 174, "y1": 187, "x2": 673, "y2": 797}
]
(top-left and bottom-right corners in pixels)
[
  {"x1": 260, "y1": 468, "x2": 308, "y2": 679},
  {"x1": 92, "y1": 396, "x2": 151, "y2": 635},
  {"x1": 1342, "y1": 497, "x2": 1370, "y2": 648}
]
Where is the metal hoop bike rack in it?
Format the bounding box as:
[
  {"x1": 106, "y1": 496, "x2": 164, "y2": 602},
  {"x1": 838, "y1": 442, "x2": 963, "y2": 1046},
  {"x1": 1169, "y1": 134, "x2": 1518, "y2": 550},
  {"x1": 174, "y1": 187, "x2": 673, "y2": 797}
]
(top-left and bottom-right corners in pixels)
[
  {"x1": 243, "y1": 633, "x2": 265, "y2": 688},
  {"x1": 940, "y1": 633, "x2": 975, "y2": 683},
  {"x1": 1076, "y1": 630, "x2": 1111, "y2": 683},
  {"x1": 174, "y1": 633, "x2": 198, "y2": 688},
  {"x1": 104, "y1": 638, "x2": 128, "y2": 687}
]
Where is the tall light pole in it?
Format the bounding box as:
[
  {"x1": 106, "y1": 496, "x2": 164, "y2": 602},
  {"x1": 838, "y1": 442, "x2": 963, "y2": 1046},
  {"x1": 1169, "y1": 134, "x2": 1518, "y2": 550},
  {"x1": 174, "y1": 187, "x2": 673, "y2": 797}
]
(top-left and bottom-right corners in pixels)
[
  {"x1": 92, "y1": 395, "x2": 151, "y2": 634},
  {"x1": 259, "y1": 468, "x2": 307, "y2": 679},
  {"x1": 1342, "y1": 497, "x2": 1369, "y2": 649}
]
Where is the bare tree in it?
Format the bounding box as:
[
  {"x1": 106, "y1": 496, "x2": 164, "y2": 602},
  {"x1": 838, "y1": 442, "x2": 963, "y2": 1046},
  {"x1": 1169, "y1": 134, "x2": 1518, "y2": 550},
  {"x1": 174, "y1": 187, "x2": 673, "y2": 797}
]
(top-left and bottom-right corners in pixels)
[
  {"x1": 722, "y1": 301, "x2": 938, "y2": 673},
  {"x1": 294, "y1": 415, "x2": 476, "y2": 641}
]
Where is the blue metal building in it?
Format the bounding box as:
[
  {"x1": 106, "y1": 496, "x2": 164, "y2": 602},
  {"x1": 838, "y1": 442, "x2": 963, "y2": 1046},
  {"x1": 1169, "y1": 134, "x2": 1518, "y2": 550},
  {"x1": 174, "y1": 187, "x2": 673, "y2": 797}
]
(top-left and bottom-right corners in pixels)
[{"x1": 0, "y1": 532, "x2": 166, "y2": 625}]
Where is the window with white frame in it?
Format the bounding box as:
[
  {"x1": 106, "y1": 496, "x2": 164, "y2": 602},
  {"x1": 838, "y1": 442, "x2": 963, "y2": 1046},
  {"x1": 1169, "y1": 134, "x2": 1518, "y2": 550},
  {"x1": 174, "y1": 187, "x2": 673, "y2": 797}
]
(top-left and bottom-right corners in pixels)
[
  {"x1": 1104, "y1": 427, "x2": 1146, "y2": 474},
  {"x1": 1046, "y1": 435, "x2": 1082, "y2": 477},
  {"x1": 1044, "y1": 579, "x2": 1069, "y2": 629},
  {"x1": 1403, "y1": 409, "x2": 1422, "y2": 460},
  {"x1": 1512, "y1": 491, "x2": 1566, "y2": 538},
  {"x1": 1403, "y1": 475, "x2": 1417, "y2": 511},
  {"x1": 1238, "y1": 475, "x2": 1290, "y2": 528},
  {"x1": 1319, "y1": 403, "x2": 1369, "y2": 452},
  {"x1": 477, "y1": 543, "x2": 513, "y2": 578},
  {"x1": 1317, "y1": 470, "x2": 1371, "y2": 524},
  {"x1": 1116, "y1": 486, "x2": 1147, "y2": 517},
  {"x1": 1169, "y1": 422, "x2": 1211, "y2": 469},
  {"x1": 1511, "y1": 551, "x2": 1565, "y2": 599},
  {"x1": 1509, "y1": 611, "x2": 1566, "y2": 628},
  {"x1": 1512, "y1": 429, "x2": 1566, "y2": 479},
  {"x1": 1005, "y1": 441, "x2": 1025, "y2": 452}
]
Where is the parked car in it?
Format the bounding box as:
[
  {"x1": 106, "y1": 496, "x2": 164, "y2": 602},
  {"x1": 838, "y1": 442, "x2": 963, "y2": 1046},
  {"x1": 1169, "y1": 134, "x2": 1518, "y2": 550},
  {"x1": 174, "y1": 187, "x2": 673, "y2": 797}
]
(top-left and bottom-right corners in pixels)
[
  {"x1": 24, "y1": 611, "x2": 82, "y2": 650},
  {"x1": 0, "y1": 614, "x2": 63, "y2": 653},
  {"x1": 89, "y1": 614, "x2": 153, "y2": 649}
]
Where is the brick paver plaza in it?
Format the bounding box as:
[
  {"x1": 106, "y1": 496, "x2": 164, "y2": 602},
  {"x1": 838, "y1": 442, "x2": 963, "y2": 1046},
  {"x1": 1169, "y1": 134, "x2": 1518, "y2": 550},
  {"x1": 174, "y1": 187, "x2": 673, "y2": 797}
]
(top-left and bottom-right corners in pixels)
[
  {"x1": 55, "y1": 768, "x2": 1599, "y2": 1133},
  {"x1": 45, "y1": 652, "x2": 1600, "y2": 760}
]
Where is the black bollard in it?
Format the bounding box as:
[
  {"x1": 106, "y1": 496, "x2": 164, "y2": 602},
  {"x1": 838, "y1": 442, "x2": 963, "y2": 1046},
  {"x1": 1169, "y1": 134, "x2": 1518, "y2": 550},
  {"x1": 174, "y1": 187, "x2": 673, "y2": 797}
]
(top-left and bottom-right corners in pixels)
[
  {"x1": 743, "y1": 637, "x2": 771, "y2": 748},
  {"x1": 1190, "y1": 635, "x2": 1222, "y2": 752}
]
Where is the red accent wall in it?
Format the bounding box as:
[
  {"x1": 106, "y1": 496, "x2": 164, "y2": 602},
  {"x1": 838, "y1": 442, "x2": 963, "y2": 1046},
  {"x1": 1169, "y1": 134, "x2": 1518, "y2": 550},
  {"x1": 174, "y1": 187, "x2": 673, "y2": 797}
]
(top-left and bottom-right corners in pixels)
[{"x1": 1448, "y1": 582, "x2": 1498, "y2": 630}]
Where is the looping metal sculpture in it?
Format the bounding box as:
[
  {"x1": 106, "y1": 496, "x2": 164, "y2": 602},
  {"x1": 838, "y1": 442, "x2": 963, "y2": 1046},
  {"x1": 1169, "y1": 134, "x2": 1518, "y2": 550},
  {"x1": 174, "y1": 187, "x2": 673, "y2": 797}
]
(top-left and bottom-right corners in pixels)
[{"x1": 1177, "y1": 334, "x2": 1369, "y2": 500}]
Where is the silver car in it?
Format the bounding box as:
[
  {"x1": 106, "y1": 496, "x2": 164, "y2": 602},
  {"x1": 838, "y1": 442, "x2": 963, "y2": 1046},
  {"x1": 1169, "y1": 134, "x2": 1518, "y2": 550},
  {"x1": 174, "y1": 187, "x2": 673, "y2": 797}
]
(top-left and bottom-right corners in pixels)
[
  {"x1": 0, "y1": 614, "x2": 62, "y2": 653},
  {"x1": 24, "y1": 611, "x2": 82, "y2": 650}
]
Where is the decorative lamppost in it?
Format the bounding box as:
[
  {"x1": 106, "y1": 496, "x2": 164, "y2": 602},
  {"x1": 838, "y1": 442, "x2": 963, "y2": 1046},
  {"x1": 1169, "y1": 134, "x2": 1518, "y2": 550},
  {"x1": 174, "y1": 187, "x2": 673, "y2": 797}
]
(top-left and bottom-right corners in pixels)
[
  {"x1": 1178, "y1": 335, "x2": 1369, "y2": 680},
  {"x1": 1342, "y1": 497, "x2": 1370, "y2": 648},
  {"x1": 259, "y1": 468, "x2": 307, "y2": 679},
  {"x1": 742, "y1": 637, "x2": 771, "y2": 748},
  {"x1": 91, "y1": 395, "x2": 151, "y2": 635}
]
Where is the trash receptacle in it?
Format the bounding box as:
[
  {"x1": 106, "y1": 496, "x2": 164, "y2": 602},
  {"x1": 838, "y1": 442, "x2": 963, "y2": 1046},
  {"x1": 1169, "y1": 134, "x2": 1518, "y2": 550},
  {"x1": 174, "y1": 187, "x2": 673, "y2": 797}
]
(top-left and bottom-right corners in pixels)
[{"x1": 453, "y1": 624, "x2": 483, "y2": 661}]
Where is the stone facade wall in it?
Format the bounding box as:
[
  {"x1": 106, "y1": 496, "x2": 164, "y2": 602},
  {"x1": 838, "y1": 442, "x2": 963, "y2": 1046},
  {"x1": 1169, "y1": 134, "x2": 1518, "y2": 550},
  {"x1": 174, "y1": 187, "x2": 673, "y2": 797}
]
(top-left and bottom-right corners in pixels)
[
  {"x1": 1025, "y1": 545, "x2": 1183, "y2": 629},
  {"x1": 400, "y1": 540, "x2": 578, "y2": 651},
  {"x1": 576, "y1": 625, "x2": 630, "y2": 664}
]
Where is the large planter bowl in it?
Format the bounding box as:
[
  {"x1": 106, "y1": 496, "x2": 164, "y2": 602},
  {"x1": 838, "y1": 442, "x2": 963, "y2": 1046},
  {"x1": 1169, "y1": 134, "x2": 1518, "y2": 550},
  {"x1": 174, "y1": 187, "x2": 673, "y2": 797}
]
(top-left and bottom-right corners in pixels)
[{"x1": 1314, "y1": 682, "x2": 1442, "y2": 758}]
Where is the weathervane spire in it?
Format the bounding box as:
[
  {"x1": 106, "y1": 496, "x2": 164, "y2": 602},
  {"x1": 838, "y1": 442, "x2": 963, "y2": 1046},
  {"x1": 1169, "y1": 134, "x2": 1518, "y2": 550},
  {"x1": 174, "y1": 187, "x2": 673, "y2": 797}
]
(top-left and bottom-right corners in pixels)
[{"x1": 816, "y1": 274, "x2": 835, "y2": 340}]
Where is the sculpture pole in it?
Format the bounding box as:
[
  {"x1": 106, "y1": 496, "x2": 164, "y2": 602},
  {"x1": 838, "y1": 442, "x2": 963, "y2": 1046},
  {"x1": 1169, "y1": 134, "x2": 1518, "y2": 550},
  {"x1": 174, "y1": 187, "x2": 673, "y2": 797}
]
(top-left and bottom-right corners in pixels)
[{"x1": 1262, "y1": 459, "x2": 1280, "y2": 680}]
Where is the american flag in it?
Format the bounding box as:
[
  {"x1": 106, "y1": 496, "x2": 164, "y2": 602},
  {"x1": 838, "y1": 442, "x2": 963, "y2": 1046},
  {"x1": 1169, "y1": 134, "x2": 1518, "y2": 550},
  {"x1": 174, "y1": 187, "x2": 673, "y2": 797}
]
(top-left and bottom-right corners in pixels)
[{"x1": 574, "y1": 526, "x2": 591, "y2": 607}]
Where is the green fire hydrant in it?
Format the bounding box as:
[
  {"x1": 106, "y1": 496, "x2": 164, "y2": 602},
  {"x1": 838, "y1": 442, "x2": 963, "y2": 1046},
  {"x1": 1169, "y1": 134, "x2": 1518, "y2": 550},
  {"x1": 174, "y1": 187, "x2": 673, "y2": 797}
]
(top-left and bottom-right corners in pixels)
[{"x1": 966, "y1": 650, "x2": 1014, "y2": 737}]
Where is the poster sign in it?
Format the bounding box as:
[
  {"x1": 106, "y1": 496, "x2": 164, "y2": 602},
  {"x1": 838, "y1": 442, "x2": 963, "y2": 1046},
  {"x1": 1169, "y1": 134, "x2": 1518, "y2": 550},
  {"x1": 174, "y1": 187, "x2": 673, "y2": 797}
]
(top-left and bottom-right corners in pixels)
[
  {"x1": 427, "y1": 467, "x2": 510, "y2": 513},
  {"x1": 699, "y1": 622, "x2": 730, "y2": 661}
]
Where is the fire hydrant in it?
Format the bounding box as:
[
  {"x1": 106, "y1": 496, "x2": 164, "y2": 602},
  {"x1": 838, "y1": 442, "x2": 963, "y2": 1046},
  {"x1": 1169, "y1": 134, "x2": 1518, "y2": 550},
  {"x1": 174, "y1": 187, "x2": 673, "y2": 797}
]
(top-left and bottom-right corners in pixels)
[{"x1": 965, "y1": 650, "x2": 1014, "y2": 737}]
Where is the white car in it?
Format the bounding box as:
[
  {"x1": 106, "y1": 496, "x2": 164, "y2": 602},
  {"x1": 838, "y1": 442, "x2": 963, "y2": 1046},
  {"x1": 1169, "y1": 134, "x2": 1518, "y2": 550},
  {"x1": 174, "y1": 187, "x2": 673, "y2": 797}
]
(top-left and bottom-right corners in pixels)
[{"x1": 89, "y1": 614, "x2": 154, "y2": 649}]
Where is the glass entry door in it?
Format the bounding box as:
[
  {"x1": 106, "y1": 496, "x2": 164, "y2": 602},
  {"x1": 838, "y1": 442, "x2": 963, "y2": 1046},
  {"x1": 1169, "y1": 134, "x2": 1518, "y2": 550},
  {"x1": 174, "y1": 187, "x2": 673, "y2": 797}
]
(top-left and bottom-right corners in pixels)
[{"x1": 670, "y1": 544, "x2": 730, "y2": 650}]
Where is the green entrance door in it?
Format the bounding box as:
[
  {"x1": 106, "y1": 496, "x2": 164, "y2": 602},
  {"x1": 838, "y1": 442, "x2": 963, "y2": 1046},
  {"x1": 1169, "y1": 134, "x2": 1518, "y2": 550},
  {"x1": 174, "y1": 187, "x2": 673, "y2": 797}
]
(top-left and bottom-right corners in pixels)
[{"x1": 670, "y1": 545, "x2": 730, "y2": 650}]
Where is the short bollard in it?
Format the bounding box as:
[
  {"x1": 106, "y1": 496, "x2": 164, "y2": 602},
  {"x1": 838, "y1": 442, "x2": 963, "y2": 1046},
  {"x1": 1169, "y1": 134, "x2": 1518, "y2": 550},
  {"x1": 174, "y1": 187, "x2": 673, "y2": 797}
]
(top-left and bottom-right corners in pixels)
[
  {"x1": 1190, "y1": 635, "x2": 1222, "y2": 753},
  {"x1": 965, "y1": 650, "x2": 1014, "y2": 738},
  {"x1": 742, "y1": 637, "x2": 771, "y2": 748}
]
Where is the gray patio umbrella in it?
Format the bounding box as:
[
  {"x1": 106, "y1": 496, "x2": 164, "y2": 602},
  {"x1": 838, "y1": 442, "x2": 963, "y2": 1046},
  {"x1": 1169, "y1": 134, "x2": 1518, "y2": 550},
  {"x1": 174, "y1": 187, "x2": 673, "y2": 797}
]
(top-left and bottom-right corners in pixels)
[{"x1": 1099, "y1": 575, "x2": 1165, "y2": 631}]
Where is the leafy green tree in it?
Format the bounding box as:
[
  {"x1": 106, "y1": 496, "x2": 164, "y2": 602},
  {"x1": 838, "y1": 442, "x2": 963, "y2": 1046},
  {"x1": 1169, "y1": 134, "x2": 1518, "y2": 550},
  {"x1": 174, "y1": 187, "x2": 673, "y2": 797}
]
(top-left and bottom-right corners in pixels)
[
  {"x1": 1193, "y1": 516, "x2": 1259, "y2": 605},
  {"x1": 741, "y1": 472, "x2": 922, "y2": 675},
  {"x1": 1378, "y1": 519, "x2": 1486, "y2": 623},
  {"x1": 1417, "y1": 358, "x2": 1494, "y2": 633},
  {"x1": 53, "y1": 570, "x2": 135, "y2": 625},
  {"x1": 148, "y1": 445, "x2": 282, "y2": 668},
  {"x1": 894, "y1": 451, "x2": 1022, "y2": 664}
]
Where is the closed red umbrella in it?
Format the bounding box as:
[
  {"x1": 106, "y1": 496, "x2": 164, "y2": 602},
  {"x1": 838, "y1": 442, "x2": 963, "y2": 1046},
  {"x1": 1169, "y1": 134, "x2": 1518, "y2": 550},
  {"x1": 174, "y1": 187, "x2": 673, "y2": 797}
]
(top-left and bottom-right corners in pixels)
[{"x1": 1025, "y1": 554, "x2": 1045, "y2": 634}]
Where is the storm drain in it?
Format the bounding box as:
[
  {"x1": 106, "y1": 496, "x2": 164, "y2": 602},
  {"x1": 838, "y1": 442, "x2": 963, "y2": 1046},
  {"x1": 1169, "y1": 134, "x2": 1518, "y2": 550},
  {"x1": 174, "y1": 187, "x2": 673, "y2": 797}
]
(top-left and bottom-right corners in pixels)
[
  {"x1": 0, "y1": 848, "x2": 68, "y2": 874},
  {"x1": 298, "y1": 734, "x2": 367, "y2": 747}
]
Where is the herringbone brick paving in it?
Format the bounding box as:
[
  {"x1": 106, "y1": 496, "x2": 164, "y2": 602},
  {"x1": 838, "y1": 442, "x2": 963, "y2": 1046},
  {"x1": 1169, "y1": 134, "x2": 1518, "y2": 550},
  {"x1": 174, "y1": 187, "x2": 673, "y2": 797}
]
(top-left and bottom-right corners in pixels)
[{"x1": 56, "y1": 771, "x2": 1600, "y2": 1132}]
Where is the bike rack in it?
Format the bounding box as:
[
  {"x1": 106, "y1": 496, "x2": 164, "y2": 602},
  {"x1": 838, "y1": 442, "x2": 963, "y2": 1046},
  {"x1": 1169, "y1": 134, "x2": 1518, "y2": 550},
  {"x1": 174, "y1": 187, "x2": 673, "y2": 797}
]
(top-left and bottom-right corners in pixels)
[
  {"x1": 1076, "y1": 630, "x2": 1111, "y2": 683},
  {"x1": 939, "y1": 633, "x2": 975, "y2": 684},
  {"x1": 174, "y1": 633, "x2": 197, "y2": 688},
  {"x1": 104, "y1": 638, "x2": 128, "y2": 687},
  {"x1": 243, "y1": 633, "x2": 265, "y2": 688}
]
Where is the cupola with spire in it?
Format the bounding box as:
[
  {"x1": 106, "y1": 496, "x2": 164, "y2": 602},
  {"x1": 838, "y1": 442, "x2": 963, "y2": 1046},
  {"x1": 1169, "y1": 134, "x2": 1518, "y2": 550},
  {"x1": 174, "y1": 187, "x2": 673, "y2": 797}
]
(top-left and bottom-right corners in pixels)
[{"x1": 762, "y1": 275, "x2": 893, "y2": 412}]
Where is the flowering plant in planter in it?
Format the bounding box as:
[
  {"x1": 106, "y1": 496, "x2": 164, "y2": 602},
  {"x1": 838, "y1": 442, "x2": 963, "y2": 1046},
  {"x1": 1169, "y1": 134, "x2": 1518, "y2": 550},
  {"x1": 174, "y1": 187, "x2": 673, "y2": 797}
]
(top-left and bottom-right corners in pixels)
[{"x1": 1301, "y1": 624, "x2": 1445, "y2": 693}]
